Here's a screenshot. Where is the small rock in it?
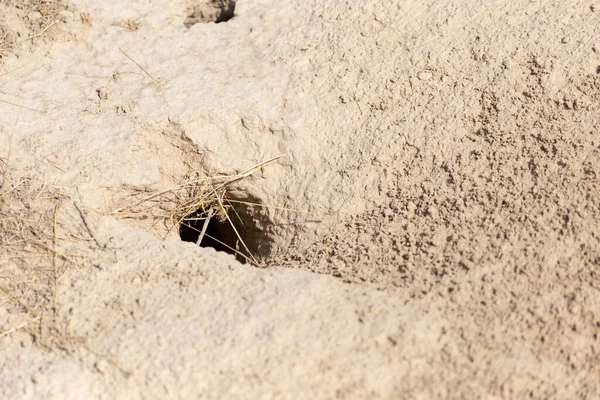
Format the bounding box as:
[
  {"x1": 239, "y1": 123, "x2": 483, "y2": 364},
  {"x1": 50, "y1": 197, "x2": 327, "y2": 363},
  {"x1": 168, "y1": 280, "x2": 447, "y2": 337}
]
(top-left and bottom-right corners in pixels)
[{"x1": 27, "y1": 11, "x2": 42, "y2": 21}]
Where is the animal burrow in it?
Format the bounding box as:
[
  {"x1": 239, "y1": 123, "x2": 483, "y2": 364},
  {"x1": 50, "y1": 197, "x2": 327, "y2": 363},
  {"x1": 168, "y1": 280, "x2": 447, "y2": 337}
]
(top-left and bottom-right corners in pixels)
[
  {"x1": 179, "y1": 196, "x2": 272, "y2": 263},
  {"x1": 184, "y1": 0, "x2": 236, "y2": 27}
]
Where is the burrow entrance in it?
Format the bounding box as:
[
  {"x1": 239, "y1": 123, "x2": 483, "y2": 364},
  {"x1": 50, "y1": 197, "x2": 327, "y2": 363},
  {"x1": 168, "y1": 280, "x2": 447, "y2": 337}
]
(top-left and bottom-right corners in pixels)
[
  {"x1": 179, "y1": 196, "x2": 272, "y2": 263},
  {"x1": 184, "y1": 0, "x2": 236, "y2": 28}
]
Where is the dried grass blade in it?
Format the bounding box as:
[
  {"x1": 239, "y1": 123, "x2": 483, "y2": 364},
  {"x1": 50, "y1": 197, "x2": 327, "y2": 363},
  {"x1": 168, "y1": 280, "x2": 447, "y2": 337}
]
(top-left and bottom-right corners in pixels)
[
  {"x1": 212, "y1": 184, "x2": 258, "y2": 265},
  {"x1": 26, "y1": 21, "x2": 57, "y2": 41},
  {"x1": 0, "y1": 59, "x2": 35, "y2": 78},
  {"x1": 120, "y1": 48, "x2": 163, "y2": 87},
  {"x1": 216, "y1": 155, "x2": 284, "y2": 188},
  {"x1": 226, "y1": 199, "x2": 332, "y2": 216},
  {"x1": 0, "y1": 318, "x2": 39, "y2": 338},
  {"x1": 195, "y1": 208, "x2": 213, "y2": 246},
  {"x1": 0, "y1": 98, "x2": 45, "y2": 113}
]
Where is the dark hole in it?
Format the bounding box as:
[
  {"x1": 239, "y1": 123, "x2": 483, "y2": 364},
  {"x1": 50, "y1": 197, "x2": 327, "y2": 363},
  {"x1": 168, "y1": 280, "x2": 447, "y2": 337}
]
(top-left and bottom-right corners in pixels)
[
  {"x1": 179, "y1": 209, "x2": 246, "y2": 263},
  {"x1": 184, "y1": 0, "x2": 236, "y2": 28}
]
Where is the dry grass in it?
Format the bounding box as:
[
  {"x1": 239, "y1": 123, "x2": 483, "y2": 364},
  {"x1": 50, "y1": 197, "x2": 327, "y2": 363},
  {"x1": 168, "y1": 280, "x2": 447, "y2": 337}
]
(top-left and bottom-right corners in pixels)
[
  {"x1": 112, "y1": 156, "x2": 284, "y2": 266},
  {"x1": 23, "y1": 0, "x2": 68, "y2": 33},
  {"x1": 0, "y1": 32, "x2": 10, "y2": 58},
  {"x1": 25, "y1": 20, "x2": 57, "y2": 42},
  {"x1": 0, "y1": 183, "x2": 80, "y2": 312},
  {"x1": 114, "y1": 18, "x2": 142, "y2": 32},
  {"x1": 0, "y1": 152, "x2": 284, "y2": 339},
  {"x1": 1, "y1": 51, "x2": 46, "y2": 114},
  {"x1": 0, "y1": 133, "x2": 84, "y2": 328},
  {"x1": 0, "y1": 0, "x2": 67, "y2": 66}
]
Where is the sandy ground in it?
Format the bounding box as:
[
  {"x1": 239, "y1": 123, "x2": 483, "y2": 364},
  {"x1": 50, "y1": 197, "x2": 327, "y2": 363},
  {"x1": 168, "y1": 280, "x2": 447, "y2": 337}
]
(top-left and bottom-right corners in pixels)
[{"x1": 1, "y1": 0, "x2": 599, "y2": 398}]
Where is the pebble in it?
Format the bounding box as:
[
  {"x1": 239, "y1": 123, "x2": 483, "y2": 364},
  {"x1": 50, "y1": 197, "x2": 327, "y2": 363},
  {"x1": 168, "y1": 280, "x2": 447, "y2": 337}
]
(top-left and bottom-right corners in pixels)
[{"x1": 27, "y1": 11, "x2": 42, "y2": 21}]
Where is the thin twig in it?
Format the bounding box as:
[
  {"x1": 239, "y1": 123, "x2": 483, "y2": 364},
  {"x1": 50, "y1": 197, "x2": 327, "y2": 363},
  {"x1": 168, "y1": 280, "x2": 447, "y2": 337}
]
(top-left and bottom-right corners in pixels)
[
  {"x1": 196, "y1": 208, "x2": 213, "y2": 246},
  {"x1": 1, "y1": 179, "x2": 25, "y2": 198},
  {"x1": 226, "y1": 199, "x2": 332, "y2": 216},
  {"x1": 120, "y1": 48, "x2": 163, "y2": 87},
  {"x1": 0, "y1": 318, "x2": 39, "y2": 338},
  {"x1": 52, "y1": 202, "x2": 60, "y2": 306},
  {"x1": 212, "y1": 184, "x2": 259, "y2": 265},
  {"x1": 0, "y1": 98, "x2": 45, "y2": 113},
  {"x1": 216, "y1": 155, "x2": 284, "y2": 189},
  {"x1": 0, "y1": 59, "x2": 36, "y2": 78},
  {"x1": 1, "y1": 132, "x2": 12, "y2": 197},
  {"x1": 74, "y1": 202, "x2": 101, "y2": 247},
  {"x1": 226, "y1": 197, "x2": 246, "y2": 228},
  {"x1": 26, "y1": 21, "x2": 57, "y2": 41}
]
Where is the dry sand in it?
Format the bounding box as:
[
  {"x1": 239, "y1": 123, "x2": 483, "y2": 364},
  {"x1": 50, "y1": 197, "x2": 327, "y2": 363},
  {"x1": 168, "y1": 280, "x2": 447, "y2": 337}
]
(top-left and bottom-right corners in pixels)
[{"x1": 1, "y1": 0, "x2": 599, "y2": 398}]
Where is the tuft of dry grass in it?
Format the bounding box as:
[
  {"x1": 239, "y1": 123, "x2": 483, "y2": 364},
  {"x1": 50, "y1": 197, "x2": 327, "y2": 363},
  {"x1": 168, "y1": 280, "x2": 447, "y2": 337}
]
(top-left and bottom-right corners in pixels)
[
  {"x1": 114, "y1": 18, "x2": 142, "y2": 32},
  {"x1": 0, "y1": 133, "x2": 84, "y2": 328},
  {"x1": 0, "y1": 182, "x2": 79, "y2": 314},
  {"x1": 112, "y1": 156, "x2": 284, "y2": 266}
]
